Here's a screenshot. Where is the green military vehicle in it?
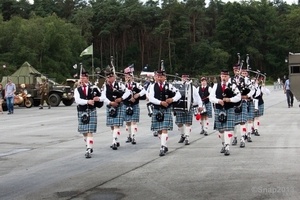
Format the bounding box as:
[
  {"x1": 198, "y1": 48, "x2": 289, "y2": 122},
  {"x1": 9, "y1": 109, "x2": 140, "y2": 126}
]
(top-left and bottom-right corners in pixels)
[{"x1": 1, "y1": 62, "x2": 74, "y2": 110}]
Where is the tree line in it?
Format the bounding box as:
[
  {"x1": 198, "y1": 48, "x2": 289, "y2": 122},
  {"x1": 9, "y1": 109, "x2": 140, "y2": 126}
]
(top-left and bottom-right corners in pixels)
[{"x1": 0, "y1": 0, "x2": 299, "y2": 83}]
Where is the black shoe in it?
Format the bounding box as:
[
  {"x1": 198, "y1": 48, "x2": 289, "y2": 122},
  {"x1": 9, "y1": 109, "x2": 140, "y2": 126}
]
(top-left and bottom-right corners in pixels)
[
  {"x1": 159, "y1": 146, "x2": 167, "y2": 156},
  {"x1": 7, "y1": 112, "x2": 12, "y2": 115},
  {"x1": 85, "y1": 149, "x2": 92, "y2": 158},
  {"x1": 153, "y1": 131, "x2": 158, "y2": 137},
  {"x1": 116, "y1": 142, "x2": 120, "y2": 147},
  {"x1": 126, "y1": 137, "x2": 132, "y2": 143},
  {"x1": 204, "y1": 131, "x2": 208, "y2": 136},
  {"x1": 178, "y1": 135, "x2": 185, "y2": 143},
  {"x1": 254, "y1": 129, "x2": 260, "y2": 136},
  {"x1": 224, "y1": 145, "x2": 230, "y2": 156},
  {"x1": 232, "y1": 137, "x2": 237, "y2": 145},
  {"x1": 48, "y1": 106, "x2": 51, "y2": 109},
  {"x1": 240, "y1": 141, "x2": 245, "y2": 148},
  {"x1": 220, "y1": 147, "x2": 225, "y2": 153},
  {"x1": 110, "y1": 143, "x2": 118, "y2": 150},
  {"x1": 39, "y1": 107, "x2": 43, "y2": 109},
  {"x1": 131, "y1": 138, "x2": 136, "y2": 145},
  {"x1": 247, "y1": 134, "x2": 252, "y2": 142},
  {"x1": 200, "y1": 130, "x2": 204, "y2": 134},
  {"x1": 224, "y1": 150, "x2": 230, "y2": 156},
  {"x1": 184, "y1": 137, "x2": 190, "y2": 145}
]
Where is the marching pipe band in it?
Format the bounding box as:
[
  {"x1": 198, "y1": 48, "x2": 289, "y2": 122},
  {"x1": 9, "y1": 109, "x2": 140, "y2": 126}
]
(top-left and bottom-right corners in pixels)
[{"x1": 74, "y1": 54, "x2": 269, "y2": 158}]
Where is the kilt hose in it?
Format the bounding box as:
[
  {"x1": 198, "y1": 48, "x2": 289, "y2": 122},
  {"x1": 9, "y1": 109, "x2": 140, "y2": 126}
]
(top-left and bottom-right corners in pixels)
[
  {"x1": 234, "y1": 101, "x2": 248, "y2": 125},
  {"x1": 175, "y1": 110, "x2": 193, "y2": 125},
  {"x1": 77, "y1": 109, "x2": 97, "y2": 134},
  {"x1": 214, "y1": 108, "x2": 235, "y2": 132},
  {"x1": 247, "y1": 101, "x2": 255, "y2": 121},
  {"x1": 123, "y1": 104, "x2": 140, "y2": 122},
  {"x1": 254, "y1": 103, "x2": 264, "y2": 118},
  {"x1": 106, "y1": 103, "x2": 125, "y2": 127},
  {"x1": 201, "y1": 102, "x2": 213, "y2": 118},
  {"x1": 151, "y1": 107, "x2": 173, "y2": 131}
]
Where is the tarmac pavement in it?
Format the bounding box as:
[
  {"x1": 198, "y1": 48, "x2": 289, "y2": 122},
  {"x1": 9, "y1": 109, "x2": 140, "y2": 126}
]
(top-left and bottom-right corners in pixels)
[{"x1": 0, "y1": 86, "x2": 299, "y2": 200}]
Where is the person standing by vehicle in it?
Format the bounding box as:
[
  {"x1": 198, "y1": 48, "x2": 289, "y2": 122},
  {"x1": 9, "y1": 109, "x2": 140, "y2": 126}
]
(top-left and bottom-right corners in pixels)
[
  {"x1": 5, "y1": 79, "x2": 16, "y2": 114},
  {"x1": 0, "y1": 84, "x2": 5, "y2": 114},
  {"x1": 283, "y1": 77, "x2": 294, "y2": 108},
  {"x1": 39, "y1": 77, "x2": 51, "y2": 109}
]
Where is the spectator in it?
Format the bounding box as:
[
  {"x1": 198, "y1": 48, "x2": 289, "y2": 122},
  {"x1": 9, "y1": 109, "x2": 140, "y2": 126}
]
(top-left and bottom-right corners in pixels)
[
  {"x1": 283, "y1": 77, "x2": 294, "y2": 108},
  {"x1": 5, "y1": 79, "x2": 16, "y2": 114},
  {"x1": 0, "y1": 84, "x2": 4, "y2": 114}
]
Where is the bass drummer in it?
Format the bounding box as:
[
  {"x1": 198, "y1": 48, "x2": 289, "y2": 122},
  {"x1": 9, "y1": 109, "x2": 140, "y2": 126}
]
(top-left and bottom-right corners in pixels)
[
  {"x1": 148, "y1": 70, "x2": 181, "y2": 156},
  {"x1": 175, "y1": 74, "x2": 203, "y2": 145}
]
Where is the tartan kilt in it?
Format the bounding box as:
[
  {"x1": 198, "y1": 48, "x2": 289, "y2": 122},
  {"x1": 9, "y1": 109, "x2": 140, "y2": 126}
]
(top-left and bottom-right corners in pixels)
[
  {"x1": 151, "y1": 107, "x2": 173, "y2": 131},
  {"x1": 254, "y1": 103, "x2": 264, "y2": 117},
  {"x1": 106, "y1": 103, "x2": 125, "y2": 127},
  {"x1": 235, "y1": 101, "x2": 248, "y2": 124},
  {"x1": 247, "y1": 101, "x2": 255, "y2": 121},
  {"x1": 175, "y1": 110, "x2": 193, "y2": 125},
  {"x1": 123, "y1": 104, "x2": 140, "y2": 122},
  {"x1": 77, "y1": 109, "x2": 97, "y2": 134},
  {"x1": 202, "y1": 102, "x2": 213, "y2": 118},
  {"x1": 214, "y1": 108, "x2": 235, "y2": 132}
]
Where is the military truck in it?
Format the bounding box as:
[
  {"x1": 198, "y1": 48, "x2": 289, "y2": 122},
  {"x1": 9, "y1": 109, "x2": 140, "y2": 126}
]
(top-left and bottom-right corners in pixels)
[
  {"x1": 1, "y1": 62, "x2": 74, "y2": 109},
  {"x1": 287, "y1": 52, "x2": 300, "y2": 101}
]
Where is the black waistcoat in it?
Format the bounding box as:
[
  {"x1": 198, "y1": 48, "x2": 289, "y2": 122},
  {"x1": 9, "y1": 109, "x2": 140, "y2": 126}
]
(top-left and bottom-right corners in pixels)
[
  {"x1": 123, "y1": 82, "x2": 140, "y2": 106},
  {"x1": 215, "y1": 83, "x2": 236, "y2": 110},
  {"x1": 153, "y1": 83, "x2": 175, "y2": 109},
  {"x1": 198, "y1": 86, "x2": 210, "y2": 104},
  {"x1": 77, "y1": 86, "x2": 96, "y2": 111},
  {"x1": 106, "y1": 82, "x2": 124, "y2": 101}
]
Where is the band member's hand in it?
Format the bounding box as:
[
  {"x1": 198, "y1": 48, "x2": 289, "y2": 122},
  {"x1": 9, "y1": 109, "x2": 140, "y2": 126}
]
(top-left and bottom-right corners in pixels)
[
  {"x1": 283, "y1": 90, "x2": 286, "y2": 94},
  {"x1": 166, "y1": 98, "x2": 173, "y2": 104},
  {"x1": 241, "y1": 95, "x2": 248, "y2": 99},
  {"x1": 133, "y1": 93, "x2": 140, "y2": 99},
  {"x1": 160, "y1": 101, "x2": 169, "y2": 107},
  {"x1": 44, "y1": 93, "x2": 47, "y2": 96},
  {"x1": 198, "y1": 107, "x2": 203, "y2": 112},
  {"x1": 110, "y1": 101, "x2": 119, "y2": 107},
  {"x1": 88, "y1": 100, "x2": 94, "y2": 106},
  {"x1": 130, "y1": 97, "x2": 136, "y2": 103},
  {"x1": 218, "y1": 99, "x2": 224, "y2": 106},
  {"x1": 93, "y1": 97, "x2": 100, "y2": 102},
  {"x1": 223, "y1": 98, "x2": 230, "y2": 102},
  {"x1": 115, "y1": 98, "x2": 122, "y2": 103}
]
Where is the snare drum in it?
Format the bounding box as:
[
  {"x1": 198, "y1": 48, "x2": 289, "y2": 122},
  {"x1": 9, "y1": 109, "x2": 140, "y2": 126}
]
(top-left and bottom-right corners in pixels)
[{"x1": 172, "y1": 82, "x2": 193, "y2": 113}]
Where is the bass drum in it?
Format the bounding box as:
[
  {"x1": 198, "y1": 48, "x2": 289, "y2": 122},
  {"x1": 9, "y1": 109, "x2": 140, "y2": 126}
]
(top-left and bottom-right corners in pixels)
[{"x1": 172, "y1": 82, "x2": 193, "y2": 113}]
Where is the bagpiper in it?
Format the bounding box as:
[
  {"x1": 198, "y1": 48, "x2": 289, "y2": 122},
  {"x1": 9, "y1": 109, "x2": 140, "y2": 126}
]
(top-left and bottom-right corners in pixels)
[
  {"x1": 122, "y1": 71, "x2": 146, "y2": 145},
  {"x1": 103, "y1": 70, "x2": 131, "y2": 150},
  {"x1": 209, "y1": 70, "x2": 241, "y2": 156},
  {"x1": 148, "y1": 70, "x2": 181, "y2": 156}
]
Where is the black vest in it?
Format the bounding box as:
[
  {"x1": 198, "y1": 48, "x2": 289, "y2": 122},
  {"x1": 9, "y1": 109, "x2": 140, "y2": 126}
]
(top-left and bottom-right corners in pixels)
[
  {"x1": 123, "y1": 82, "x2": 140, "y2": 106},
  {"x1": 105, "y1": 82, "x2": 124, "y2": 101},
  {"x1": 77, "y1": 86, "x2": 103, "y2": 111},
  {"x1": 153, "y1": 83, "x2": 175, "y2": 109},
  {"x1": 254, "y1": 86, "x2": 264, "y2": 105},
  {"x1": 198, "y1": 86, "x2": 210, "y2": 104},
  {"x1": 215, "y1": 83, "x2": 236, "y2": 110}
]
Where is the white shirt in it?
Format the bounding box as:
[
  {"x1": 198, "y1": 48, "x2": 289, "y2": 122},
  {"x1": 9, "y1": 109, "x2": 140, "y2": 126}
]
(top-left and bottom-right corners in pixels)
[
  {"x1": 148, "y1": 81, "x2": 181, "y2": 105},
  {"x1": 74, "y1": 85, "x2": 105, "y2": 105}
]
